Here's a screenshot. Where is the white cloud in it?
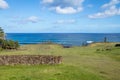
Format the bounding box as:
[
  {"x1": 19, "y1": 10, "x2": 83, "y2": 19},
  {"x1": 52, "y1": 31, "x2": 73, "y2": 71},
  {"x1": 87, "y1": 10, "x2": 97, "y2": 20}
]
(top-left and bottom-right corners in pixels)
[
  {"x1": 0, "y1": 0, "x2": 9, "y2": 9},
  {"x1": 64, "y1": 0, "x2": 84, "y2": 6},
  {"x1": 102, "y1": 0, "x2": 120, "y2": 8},
  {"x1": 11, "y1": 16, "x2": 40, "y2": 24},
  {"x1": 55, "y1": 19, "x2": 76, "y2": 24},
  {"x1": 55, "y1": 6, "x2": 83, "y2": 14},
  {"x1": 42, "y1": 0, "x2": 53, "y2": 3},
  {"x1": 89, "y1": 0, "x2": 120, "y2": 18},
  {"x1": 87, "y1": 4, "x2": 93, "y2": 8},
  {"x1": 27, "y1": 16, "x2": 39, "y2": 23},
  {"x1": 42, "y1": 0, "x2": 84, "y2": 14},
  {"x1": 89, "y1": 6, "x2": 120, "y2": 18},
  {"x1": 55, "y1": 5, "x2": 83, "y2": 14}
]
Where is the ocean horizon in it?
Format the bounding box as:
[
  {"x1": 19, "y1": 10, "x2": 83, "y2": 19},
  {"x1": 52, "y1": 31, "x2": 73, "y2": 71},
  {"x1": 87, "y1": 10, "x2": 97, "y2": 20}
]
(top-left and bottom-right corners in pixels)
[{"x1": 6, "y1": 33, "x2": 120, "y2": 46}]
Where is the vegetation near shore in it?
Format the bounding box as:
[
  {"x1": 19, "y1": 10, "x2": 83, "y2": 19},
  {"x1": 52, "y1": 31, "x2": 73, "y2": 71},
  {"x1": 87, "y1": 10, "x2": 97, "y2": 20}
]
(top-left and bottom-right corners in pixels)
[
  {"x1": 0, "y1": 42, "x2": 120, "y2": 80},
  {"x1": 0, "y1": 27, "x2": 5, "y2": 39},
  {"x1": 0, "y1": 39, "x2": 19, "y2": 50},
  {"x1": 0, "y1": 27, "x2": 19, "y2": 50}
]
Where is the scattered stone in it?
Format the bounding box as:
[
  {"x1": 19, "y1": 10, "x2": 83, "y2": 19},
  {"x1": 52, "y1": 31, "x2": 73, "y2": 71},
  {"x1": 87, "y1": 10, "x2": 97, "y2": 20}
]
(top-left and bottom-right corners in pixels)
[{"x1": 62, "y1": 44, "x2": 72, "y2": 48}]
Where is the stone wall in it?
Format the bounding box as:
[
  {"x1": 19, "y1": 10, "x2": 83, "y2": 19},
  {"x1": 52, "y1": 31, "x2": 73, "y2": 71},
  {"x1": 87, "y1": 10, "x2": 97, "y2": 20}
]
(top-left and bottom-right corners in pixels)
[{"x1": 0, "y1": 55, "x2": 62, "y2": 65}]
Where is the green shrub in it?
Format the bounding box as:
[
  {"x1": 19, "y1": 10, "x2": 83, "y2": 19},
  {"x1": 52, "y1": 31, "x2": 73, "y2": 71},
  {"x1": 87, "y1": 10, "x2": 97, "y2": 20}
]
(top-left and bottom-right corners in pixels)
[{"x1": 0, "y1": 39, "x2": 19, "y2": 49}]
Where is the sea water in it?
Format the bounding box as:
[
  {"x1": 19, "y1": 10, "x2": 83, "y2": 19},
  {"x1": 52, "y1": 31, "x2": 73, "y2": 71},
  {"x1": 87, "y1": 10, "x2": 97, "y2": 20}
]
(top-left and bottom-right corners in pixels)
[{"x1": 6, "y1": 33, "x2": 120, "y2": 46}]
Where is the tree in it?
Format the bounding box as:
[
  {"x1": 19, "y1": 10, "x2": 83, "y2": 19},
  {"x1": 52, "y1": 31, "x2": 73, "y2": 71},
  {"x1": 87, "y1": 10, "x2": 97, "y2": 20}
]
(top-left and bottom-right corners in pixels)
[{"x1": 0, "y1": 27, "x2": 5, "y2": 39}]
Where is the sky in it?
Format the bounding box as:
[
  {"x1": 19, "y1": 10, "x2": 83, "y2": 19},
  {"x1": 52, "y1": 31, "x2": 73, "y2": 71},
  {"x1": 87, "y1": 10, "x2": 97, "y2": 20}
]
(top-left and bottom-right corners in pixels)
[{"x1": 0, "y1": 0, "x2": 120, "y2": 33}]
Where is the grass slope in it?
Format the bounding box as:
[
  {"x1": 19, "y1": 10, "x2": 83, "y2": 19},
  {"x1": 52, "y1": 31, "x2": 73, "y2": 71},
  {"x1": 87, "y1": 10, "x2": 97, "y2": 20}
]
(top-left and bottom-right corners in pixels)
[{"x1": 0, "y1": 43, "x2": 120, "y2": 80}]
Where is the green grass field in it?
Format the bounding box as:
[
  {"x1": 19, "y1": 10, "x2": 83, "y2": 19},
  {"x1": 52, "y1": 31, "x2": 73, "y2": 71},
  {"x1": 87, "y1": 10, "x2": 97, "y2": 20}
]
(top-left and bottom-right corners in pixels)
[{"x1": 0, "y1": 43, "x2": 120, "y2": 80}]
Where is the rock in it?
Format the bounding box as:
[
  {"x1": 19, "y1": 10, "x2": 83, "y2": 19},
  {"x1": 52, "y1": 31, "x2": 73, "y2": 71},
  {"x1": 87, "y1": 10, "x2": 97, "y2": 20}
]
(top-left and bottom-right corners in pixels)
[
  {"x1": 115, "y1": 44, "x2": 120, "y2": 47},
  {"x1": 0, "y1": 55, "x2": 62, "y2": 65}
]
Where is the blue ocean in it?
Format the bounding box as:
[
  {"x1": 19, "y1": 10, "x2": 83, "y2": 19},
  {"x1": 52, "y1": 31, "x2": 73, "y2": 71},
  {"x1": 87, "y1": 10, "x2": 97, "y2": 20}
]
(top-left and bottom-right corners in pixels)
[{"x1": 6, "y1": 33, "x2": 120, "y2": 46}]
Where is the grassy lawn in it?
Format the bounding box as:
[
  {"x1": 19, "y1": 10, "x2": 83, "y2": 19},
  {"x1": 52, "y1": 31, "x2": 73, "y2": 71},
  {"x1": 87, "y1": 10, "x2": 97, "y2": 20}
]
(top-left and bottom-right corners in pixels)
[{"x1": 0, "y1": 43, "x2": 120, "y2": 80}]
